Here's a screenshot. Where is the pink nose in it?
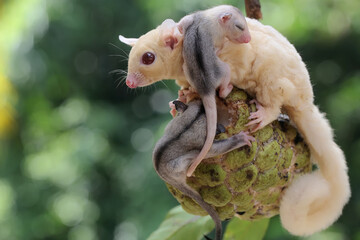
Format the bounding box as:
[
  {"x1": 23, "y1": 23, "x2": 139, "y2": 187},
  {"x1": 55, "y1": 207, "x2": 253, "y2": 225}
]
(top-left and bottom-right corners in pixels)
[
  {"x1": 243, "y1": 35, "x2": 251, "y2": 43},
  {"x1": 237, "y1": 34, "x2": 251, "y2": 44},
  {"x1": 126, "y1": 75, "x2": 138, "y2": 88}
]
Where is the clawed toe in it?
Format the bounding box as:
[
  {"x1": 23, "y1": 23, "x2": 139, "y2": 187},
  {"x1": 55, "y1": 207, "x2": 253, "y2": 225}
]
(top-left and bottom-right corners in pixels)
[
  {"x1": 249, "y1": 123, "x2": 263, "y2": 132},
  {"x1": 238, "y1": 131, "x2": 256, "y2": 146},
  {"x1": 248, "y1": 112, "x2": 261, "y2": 120},
  {"x1": 246, "y1": 99, "x2": 266, "y2": 132},
  {"x1": 245, "y1": 118, "x2": 262, "y2": 126},
  {"x1": 219, "y1": 84, "x2": 233, "y2": 99}
]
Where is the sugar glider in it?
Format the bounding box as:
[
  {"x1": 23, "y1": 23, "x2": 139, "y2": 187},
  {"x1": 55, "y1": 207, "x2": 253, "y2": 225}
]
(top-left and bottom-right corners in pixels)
[
  {"x1": 153, "y1": 99, "x2": 255, "y2": 240},
  {"x1": 179, "y1": 6, "x2": 251, "y2": 177},
  {"x1": 119, "y1": 7, "x2": 350, "y2": 235},
  {"x1": 217, "y1": 18, "x2": 350, "y2": 235}
]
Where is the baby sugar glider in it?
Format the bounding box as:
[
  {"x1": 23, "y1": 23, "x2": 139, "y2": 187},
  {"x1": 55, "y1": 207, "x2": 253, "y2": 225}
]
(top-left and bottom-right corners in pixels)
[
  {"x1": 176, "y1": 6, "x2": 251, "y2": 177},
  {"x1": 153, "y1": 100, "x2": 255, "y2": 240}
]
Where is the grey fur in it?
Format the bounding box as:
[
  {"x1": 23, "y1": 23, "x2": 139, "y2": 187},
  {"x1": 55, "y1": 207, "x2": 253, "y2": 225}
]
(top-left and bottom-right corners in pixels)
[
  {"x1": 153, "y1": 100, "x2": 254, "y2": 240},
  {"x1": 180, "y1": 5, "x2": 251, "y2": 178},
  {"x1": 181, "y1": 11, "x2": 234, "y2": 181},
  {"x1": 183, "y1": 13, "x2": 225, "y2": 95}
]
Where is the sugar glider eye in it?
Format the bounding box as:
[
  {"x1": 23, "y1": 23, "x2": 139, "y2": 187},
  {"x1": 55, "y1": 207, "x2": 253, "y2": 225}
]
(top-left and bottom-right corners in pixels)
[
  {"x1": 235, "y1": 24, "x2": 244, "y2": 31},
  {"x1": 142, "y1": 52, "x2": 155, "y2": 65}
]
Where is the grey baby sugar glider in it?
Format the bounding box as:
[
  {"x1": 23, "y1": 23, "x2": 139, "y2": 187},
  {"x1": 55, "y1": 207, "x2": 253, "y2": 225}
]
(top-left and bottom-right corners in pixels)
[
  {"x1": 153, "y1": 100, "x2": 255, "y2": 240},
  {"x1": 180, "y1": 6, "x2": 251, "y2": 177}
]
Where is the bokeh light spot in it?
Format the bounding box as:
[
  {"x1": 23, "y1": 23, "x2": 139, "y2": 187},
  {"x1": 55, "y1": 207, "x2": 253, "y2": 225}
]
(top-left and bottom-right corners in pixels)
[
  {"x1": 74, "y1": 51, "x2": 98, "y2": 75},
  {"x1": 327, "y1": 10, "x2": 351, "y2": 37},
  {"x1": 69, "y1": 225, "x2": 97, "y2": 240},
  {"x1": 58, "y1": 98, "x2": 90, "y2": 127},
  {"x1": 315, "y1": 60, "x2": 342, "y2": 85},
  {"x1": 25, "y1": 150, "x2": 78, "y2": 187},
  {"x1": 132, "y1": 95, "x2": 153, "y2": 119},
  {"x1": 114, "y1": 221, "x2": 138, "y2": 240},
  {"x1": 150, "y1": 89, "x2": 176, "y2": 114},
  {"x1": 130, "y1": 128, "x2": 154, "y2": 152},
  {"x1": 53, "y1": 194, "x2": 85, "y2": 227},
  {"x1": 0, "y1": 180, "x2": 14, "y2": 222}
]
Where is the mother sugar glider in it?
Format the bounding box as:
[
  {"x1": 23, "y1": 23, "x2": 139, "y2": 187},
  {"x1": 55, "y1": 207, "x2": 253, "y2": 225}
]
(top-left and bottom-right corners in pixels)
[
  {"x1": 119, "y1": 7, "x2": 350, "y2": 236},
  {"x1": 153, "y1": 99, "x2": 255, "y2": 240}
]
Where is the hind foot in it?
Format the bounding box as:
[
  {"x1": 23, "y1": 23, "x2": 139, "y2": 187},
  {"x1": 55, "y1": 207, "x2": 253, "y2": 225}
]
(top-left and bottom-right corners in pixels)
[
  {"x1": 245, "y1": 100, "x2": 279, "y2": 132},
  {"x1": 219, "y1": 83, "x2": 233, "y2": 99}
]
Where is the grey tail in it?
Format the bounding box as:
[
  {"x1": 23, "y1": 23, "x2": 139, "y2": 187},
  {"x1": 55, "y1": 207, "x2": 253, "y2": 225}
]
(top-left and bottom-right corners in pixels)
[
  {"x1": 171, "y1": 181, "x2": 222, "y2": 240},
  {"x1": 200, "y1": 94, "x2": 217, "y2": 162},
  {"x1": 186, "y1": 93, "x2": 217, "y2": 177}
]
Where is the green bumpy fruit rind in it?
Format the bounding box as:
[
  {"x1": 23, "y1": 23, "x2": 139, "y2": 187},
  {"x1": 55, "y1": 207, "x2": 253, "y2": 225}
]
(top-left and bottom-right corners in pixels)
[{"x1": 166, "y1": 88, "x2": 311, "y2": 221}]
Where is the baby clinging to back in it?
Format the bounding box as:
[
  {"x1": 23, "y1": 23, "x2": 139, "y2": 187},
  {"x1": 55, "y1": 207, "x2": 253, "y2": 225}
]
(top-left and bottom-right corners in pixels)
[{"x1": 168, "y1": 5, "x2": 252, "y2": 176}]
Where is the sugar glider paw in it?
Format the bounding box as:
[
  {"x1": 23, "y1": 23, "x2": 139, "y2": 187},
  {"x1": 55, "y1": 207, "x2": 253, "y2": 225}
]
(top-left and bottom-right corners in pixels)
[
  {"x1": 169, "y1": 101, "x2": 177, "y2": 118},
  {"x1": 236, "y1": 131, "x2": 256, "y2": 147},
  {"x1": 245, "y1": 100, "x2": 266, "y2": 132},
  {"x1": 177, "y1": 90, "x2": 187, "y2": 103},
  {"x1": 219, "y1": 83, "x2": 233, "y2": 99},
  {"x1": 179, "y1": 88, "x2": 198, "y2": 103}
]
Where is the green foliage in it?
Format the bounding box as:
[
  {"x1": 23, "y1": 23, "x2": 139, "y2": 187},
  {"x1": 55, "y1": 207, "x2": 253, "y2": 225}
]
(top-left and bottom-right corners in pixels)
[
  {"x1": 147, "y1": 206, "x2": 214, "y2": 240},
  {"x1": 224, "y1": 218, "x2": 269, "y2": 240},
  {"x1": 148, "y1": 207, "x2": 269, "y2": 240}
]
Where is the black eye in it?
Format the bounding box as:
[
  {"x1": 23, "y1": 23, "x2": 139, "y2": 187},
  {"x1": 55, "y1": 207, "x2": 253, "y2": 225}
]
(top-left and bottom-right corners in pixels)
[
  {"x1": 142, "y1": 52, "x2": 155, "y2": 65},
  {"x1": 235, "y1": 24, "x2": 244, "y2": 31}
]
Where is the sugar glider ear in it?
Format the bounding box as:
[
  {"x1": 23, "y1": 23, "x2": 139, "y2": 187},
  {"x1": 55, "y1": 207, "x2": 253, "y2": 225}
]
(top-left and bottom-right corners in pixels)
[
  {"x1": 119, "y1": 35, "x2": 138, "y2": 47},
  {"x1": 172, "y1": 100, "x2": 188, "y2": 113},
  {"x1": 219, "y1": 12, "x2": 232, "y2": 24},
  {"x1": 159, "y1": 19, "x2": 181, "y2": 50}
]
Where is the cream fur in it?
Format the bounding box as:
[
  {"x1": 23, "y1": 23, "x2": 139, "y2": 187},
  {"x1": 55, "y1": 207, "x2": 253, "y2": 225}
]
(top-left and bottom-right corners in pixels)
[
  {"x1": 218, "y1": 18, "x2": 350, "y2": 235},
  {"x1": 121, "y1": 14, "x2": 351, "y2": 236},
  {"x1": 280, "y1": 106, "x2": 350, "y2": 235}
]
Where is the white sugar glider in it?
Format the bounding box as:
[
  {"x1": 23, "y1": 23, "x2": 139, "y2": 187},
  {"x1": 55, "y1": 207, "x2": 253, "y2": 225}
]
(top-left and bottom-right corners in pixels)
[
  {"x1": 119, "y1": 7, "x2": 350, "y2": 236},
  {"x1": 153, "y1": 100, "x2": 255, "y2": 240}
]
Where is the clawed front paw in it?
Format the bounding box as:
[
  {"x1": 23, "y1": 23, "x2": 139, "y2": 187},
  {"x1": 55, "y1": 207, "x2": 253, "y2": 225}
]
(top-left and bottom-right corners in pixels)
[
  {"x1": 169, "y1": 101, "x2": 177, "y2": 118},
  {"x1": 178, "y1": 88, "x2": 198, "y2": 103},
  {"x1": 245, "y1": 100, "x2": 266, "y2": 132},
  {"x1": 219, "y1": 83, "x2": 233, "y2": 99},
  {"x1": 237, "y1": 131, "x2": 256, "y2": 147}
]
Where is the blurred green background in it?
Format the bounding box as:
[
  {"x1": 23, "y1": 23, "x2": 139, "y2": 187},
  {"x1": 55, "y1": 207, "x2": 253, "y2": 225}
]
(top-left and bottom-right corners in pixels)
[{"x1": 0, "y1": 0, "x2": 359, "y2": 239}]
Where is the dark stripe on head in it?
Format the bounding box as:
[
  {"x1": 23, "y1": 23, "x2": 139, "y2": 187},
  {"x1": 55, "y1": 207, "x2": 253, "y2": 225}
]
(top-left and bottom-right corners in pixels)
[
  {"x1": 195, "y1": 27, "x2": 205, "y2": 73},
  {"x1": 154, "y1": 104, "x2": 205, "y2": 170},
  {"x1": 194, "y1": 26, "x2": 213, "y2": 95},
  {"x1": 213, "y1": 60, "x2": 221, "y2": 79}
]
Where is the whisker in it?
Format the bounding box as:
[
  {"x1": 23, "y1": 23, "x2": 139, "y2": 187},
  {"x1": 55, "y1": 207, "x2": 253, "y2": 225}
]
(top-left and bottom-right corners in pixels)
[
  {"x1": 109, "y1": 70, "x2": 121, "y2": 75},
  {"x1": 109, "y1": 43, "x2": 122, "y2": 51},
  {"x1": 108, "y1": 54, "x2": 129, "y2": 62},
  {"x1": 160, "y1": 80, "x2": 170, "y2": 89},
  {"x1": 116, "y1": 81, "x2": 122, "y2": 89},
  {"x1": 115, "y1": 76, "x2": 125, "y2": 88},
  {"x1": 109, "y1": 69, "x2": 128, "y2": 75},
  {"x1": 153, "y1": 84, "x2": 158, "y2": 92},
  {"x1": 109, "y1": 43, "x2": 130, "y2": 57},
  {"x1": 109, "y1": 54, "x2": 127, "y2": 57},
  {"x1": 119, "y1": 48, "x2": 129, "y2": 58}
]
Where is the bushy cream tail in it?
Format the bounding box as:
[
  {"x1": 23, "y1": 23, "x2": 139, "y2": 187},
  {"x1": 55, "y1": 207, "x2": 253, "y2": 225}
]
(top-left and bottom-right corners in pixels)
[{"x1": 280, "y1": 105, "x2": 351, "y2": 236}]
